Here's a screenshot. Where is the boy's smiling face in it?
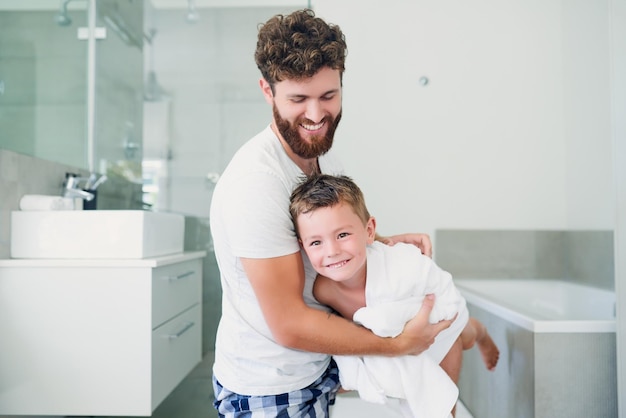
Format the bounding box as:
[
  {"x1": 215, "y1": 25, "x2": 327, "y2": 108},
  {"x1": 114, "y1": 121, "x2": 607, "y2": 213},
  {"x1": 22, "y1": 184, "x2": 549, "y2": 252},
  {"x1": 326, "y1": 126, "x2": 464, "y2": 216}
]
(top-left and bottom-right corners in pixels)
[{"x1": 297, "y1": 202, "x2": 376, "y2": 284}]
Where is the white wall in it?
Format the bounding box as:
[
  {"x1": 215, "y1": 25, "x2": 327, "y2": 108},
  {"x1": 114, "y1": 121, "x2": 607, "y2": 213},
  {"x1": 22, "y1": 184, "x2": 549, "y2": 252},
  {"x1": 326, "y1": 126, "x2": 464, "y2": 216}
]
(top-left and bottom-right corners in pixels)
[
  {"x1": 610, "y1": 0, "x2": 626, "y2": 414},
  {"x1": 313, "y1": 0, "x2": 615, "y2": 238}
]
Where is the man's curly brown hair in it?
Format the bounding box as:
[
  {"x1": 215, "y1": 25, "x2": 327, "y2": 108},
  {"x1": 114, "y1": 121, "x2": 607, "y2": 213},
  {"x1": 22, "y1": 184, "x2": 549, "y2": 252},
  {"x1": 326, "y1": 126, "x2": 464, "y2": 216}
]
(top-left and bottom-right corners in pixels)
[{"x1": 255, "y1": 9, "x2": 347, "y2": 90}]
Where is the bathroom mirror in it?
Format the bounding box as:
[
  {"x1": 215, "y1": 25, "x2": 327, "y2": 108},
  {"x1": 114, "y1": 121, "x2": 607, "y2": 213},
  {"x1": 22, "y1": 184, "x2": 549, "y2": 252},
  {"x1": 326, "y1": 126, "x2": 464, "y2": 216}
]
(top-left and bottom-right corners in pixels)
[
  {"x1": 0, "y1": 1, "x2": 89, "y2": 168},
  {"x1": 0, "y1": 0, "x2": 144, "y2": 173}
]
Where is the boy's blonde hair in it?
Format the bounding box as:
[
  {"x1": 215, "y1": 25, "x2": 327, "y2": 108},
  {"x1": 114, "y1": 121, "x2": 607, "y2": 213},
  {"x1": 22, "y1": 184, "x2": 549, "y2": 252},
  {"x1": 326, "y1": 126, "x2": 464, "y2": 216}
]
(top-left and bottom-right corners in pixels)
[{"x1": 289, "y1": 174, "x2": 370, "y2": 237}]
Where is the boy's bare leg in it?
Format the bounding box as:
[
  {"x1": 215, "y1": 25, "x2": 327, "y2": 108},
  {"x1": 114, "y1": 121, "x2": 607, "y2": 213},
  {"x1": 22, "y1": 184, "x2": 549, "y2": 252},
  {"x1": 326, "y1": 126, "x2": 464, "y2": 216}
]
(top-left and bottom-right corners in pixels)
[
  {"x1": 461, "y1": 317, "x2": 499, "y2": 371},
  {"x1": 439, "y1": 336, "x2": 463, "y2": 417},
  {"x1": 441, "y1": 319, "x2": 499, "y2": 417}
]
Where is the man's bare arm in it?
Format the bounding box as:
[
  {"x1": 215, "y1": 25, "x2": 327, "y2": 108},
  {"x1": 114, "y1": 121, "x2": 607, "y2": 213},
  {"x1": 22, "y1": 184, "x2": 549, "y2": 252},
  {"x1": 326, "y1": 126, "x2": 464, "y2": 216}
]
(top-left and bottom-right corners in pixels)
[{"x1": 242, "y1": 252, "x2": 451, "y2": 356}]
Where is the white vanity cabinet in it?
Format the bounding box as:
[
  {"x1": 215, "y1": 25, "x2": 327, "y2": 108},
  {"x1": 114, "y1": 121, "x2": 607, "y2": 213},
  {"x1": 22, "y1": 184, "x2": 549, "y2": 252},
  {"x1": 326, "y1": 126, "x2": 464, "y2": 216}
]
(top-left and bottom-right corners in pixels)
[{"x1": 0, "y1": 251, "x2": 206, "y2": 416}]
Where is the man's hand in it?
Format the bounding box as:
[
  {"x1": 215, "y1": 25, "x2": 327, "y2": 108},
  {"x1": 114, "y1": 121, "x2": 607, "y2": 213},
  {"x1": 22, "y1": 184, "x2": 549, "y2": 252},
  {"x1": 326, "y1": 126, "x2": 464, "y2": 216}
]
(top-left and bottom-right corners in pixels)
[
  {"x1": 395, "y1": 294, "x2": 454, "y2": 355},
  {"x1": 377, "y1": 233, "x2": 433, "y2": 258}
]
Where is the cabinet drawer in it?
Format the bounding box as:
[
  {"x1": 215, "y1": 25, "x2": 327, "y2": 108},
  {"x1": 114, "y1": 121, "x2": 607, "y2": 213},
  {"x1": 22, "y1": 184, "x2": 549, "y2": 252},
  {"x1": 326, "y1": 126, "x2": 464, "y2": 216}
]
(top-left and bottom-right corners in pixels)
[
  {"x1": 152, "y1": 259, "x2": 202, "y2": 328},
  {"x1": 152, "y1": 304, "x2": 201, "y2": 410}
]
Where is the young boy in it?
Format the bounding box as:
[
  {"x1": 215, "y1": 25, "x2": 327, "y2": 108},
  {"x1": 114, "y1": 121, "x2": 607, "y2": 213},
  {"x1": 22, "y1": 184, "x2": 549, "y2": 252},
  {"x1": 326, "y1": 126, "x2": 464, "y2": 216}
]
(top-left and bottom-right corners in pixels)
[{"x1": 289, "y1": 174, "x2": 499, "y2": 418}]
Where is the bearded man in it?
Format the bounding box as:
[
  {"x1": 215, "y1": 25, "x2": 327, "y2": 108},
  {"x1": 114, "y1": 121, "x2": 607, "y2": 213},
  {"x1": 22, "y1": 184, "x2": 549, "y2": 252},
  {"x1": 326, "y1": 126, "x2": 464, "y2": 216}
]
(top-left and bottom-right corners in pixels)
[{"x1": 209, "y1": 9, "x2": 453, "y2": 417}]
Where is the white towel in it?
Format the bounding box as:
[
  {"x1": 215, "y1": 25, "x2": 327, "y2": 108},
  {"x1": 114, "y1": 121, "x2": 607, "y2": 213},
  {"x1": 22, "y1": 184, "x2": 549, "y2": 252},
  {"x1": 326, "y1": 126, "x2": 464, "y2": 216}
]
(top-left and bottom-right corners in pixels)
[
  {"x1": 335, "y1": 353, "x2": 457, "y2": 418},
  {"x1": 19, "y1": 195, "x2": 75, "y2": 211},
  {"x1": 334, "y1": 242, "x2": 468, "y2": 418}
]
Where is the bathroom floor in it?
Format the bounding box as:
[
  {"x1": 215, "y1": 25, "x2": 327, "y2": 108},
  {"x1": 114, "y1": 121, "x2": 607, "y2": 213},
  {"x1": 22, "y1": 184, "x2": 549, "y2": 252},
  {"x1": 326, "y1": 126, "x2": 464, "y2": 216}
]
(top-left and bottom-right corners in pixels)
[{"x1": 126, "y1": 351, "x2": 474, "y2": 418}]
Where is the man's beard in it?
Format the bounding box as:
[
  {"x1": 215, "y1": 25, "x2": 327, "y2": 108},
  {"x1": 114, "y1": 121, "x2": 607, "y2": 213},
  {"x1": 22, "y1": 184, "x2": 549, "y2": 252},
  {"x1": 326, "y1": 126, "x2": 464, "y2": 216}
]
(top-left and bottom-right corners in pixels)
[{"x1": 273, "y1": 104, "x2": 342, "y2": 159}]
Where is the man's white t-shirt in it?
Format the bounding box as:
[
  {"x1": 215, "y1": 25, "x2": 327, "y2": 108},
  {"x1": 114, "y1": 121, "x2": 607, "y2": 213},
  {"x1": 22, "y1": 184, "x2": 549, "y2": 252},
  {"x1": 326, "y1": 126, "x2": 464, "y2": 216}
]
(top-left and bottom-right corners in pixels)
[{"x1": 209, "y1": 125, "x2": 344, "y2": 395}]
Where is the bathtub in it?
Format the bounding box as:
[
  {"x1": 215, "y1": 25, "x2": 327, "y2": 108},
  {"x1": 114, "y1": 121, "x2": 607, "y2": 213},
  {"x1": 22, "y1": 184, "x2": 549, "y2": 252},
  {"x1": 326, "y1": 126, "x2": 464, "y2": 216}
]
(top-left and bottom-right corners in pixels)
[
  {"x1": 455, "y1": 278, "x2": 617, "y2": 418},
  {"x1": 454, "y1": 278, "x2": 615, "y2": 333}
]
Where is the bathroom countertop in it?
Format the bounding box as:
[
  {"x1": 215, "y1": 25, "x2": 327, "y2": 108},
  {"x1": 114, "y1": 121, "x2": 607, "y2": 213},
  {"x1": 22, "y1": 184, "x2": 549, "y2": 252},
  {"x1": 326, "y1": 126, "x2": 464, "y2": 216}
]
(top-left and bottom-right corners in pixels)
[{"x1": 0, "y1": 250, "x2": 207, "y2": 268}]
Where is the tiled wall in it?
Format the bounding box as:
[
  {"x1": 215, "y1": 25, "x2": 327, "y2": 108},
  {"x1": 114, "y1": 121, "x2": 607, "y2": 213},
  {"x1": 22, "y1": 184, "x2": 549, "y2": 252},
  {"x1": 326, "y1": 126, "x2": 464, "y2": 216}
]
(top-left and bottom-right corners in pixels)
[{"x1": 435, "y1": 229, "x2": 614, "y2": 290}]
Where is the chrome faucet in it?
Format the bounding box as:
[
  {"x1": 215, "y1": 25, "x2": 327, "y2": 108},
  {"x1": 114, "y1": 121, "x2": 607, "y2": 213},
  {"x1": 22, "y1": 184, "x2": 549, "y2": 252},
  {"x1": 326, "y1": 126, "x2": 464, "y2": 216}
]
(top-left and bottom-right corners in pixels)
[
  {"x1": 64, "y1": 187, "x2": 95, "y2": 201},
  {"x1": 63, "y1": 172, "x2": 95, "y2": 201}
]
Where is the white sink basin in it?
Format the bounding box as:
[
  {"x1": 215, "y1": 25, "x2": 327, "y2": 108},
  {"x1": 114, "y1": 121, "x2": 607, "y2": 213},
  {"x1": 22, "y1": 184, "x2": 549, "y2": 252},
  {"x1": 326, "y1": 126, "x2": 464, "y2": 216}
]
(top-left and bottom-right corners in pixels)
[{"x1": 10, "y1": 210, "x2": 185, "y2": 259}]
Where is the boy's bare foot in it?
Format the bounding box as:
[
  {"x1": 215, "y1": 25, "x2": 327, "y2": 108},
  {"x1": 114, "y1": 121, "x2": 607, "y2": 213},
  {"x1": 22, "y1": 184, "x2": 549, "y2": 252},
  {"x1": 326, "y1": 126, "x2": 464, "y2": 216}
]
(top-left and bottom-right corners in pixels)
[{"x1": 477, "y1": 332, "x2": 499, "y2": 371}]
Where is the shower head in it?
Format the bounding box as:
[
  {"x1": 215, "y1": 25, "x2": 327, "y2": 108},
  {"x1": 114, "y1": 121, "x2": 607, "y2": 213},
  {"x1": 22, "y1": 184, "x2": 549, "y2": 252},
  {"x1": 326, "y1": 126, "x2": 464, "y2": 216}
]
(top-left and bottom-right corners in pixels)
[
  {"x1": 185, "y1": 0, "x2": 200, "y2": 24},
  {"x1": 55, "y1": 0, "x2": 73, "y2": 26}
]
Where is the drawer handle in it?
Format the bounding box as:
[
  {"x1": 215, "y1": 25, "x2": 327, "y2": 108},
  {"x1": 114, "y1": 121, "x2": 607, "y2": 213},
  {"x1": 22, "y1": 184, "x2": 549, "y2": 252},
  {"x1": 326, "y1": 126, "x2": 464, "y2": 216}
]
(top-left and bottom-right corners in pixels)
[
  {"x1": 164, "y1": 270, "x2": 195, "y2": 281},
  {"x1": 164, "y1": 321, "x2": 195, "y2": 340}
]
